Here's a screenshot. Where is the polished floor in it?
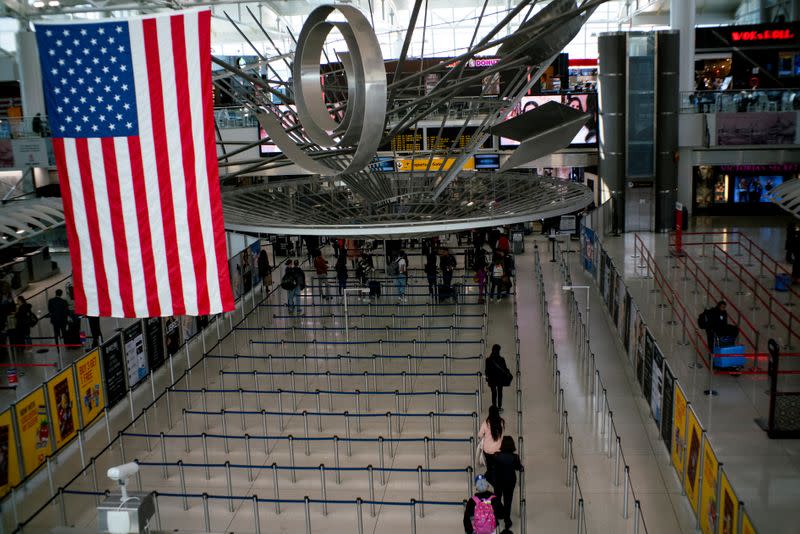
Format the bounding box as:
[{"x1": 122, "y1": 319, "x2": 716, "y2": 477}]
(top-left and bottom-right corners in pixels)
[{"x1": 4, "y1": 225, "x2": 793, "y2": 533}]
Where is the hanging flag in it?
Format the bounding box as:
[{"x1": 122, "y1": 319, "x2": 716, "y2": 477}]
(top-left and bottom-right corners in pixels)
[{"x1": 36, "y1": 10, "x2": 234, "y2": 317}]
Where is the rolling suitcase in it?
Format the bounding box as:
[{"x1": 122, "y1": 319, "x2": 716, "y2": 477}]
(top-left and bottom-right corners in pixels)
[{"x1": 713, "y1": 344, "x2": 747, "y2": 369}]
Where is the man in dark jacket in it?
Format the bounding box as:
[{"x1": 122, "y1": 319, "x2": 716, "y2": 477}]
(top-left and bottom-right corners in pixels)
[
  {"x1": 463, "y1": 475, "x2": 504, "y2": 534},
  {"x1": 491, "y1": 436, "x2": 523, "y2": 531},
  {"x1": 48, "y1": 289, "x2": 70, "y2": 345},
  {"x1": 485, "y1": 344, "x2": 510, "y2": 411}
]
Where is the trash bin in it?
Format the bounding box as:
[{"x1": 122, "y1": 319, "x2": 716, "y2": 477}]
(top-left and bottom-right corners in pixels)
[{"x1": 776, "y1": 273, "x2": 791, "y2": 292}]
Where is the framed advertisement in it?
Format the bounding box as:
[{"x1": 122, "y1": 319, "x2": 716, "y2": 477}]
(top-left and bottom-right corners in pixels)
[
  {"x1": 0, "y1": 409, "x2": 21, "y2": 498},
  {"x1": 75, "y1": 349, "x2": 105, "y2": 427},
  {"x1": 14, "y1": 387, "x2": 51, "y2": 476},
  {"x1": 718, "y1": 468, "x2": 739, "y2": 534},
  {"x1": 164, "y1": 316, "x2": 182, "y2": 356},
  {"x1": 671, "y1": 383, "x2": 688, "y2": 481},
  {"x1": 685, "y1": 407, "x2": 703, "y2": 514},
  {"x1": 660, "y1": 362, "x2": 675, "y2": 452},
  {"x1": 46, "y1": 368, "x2": 79, "y2": 450},
  {"x1": 642, "y1": 331, "x2": 655, "y2": 402},
  {"x1": 102, "y1": 336, "x2": 127, "y2": 409},
  {"x1": 145, "y1": 317, "x2": 166, "y2": 371},
  {"x1": 700, "y1": 436, "x2": 720, "y2": 534},
  {"x1": 123, "y1": 321, "x2": 148, "y2": 388},
  {"x1": 650, "y1": 344, "x2": 664, "y2": 424}
]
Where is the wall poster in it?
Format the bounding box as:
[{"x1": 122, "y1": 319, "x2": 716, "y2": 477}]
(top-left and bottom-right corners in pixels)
[
  {"x1": 642, "y1": 331, "x2": 655, "y2": 402},
  {"x1": 164, "y1": 316, "x2": 182, "y2": 356},
  {"x1": 102, "y1": 336, "x2": 127, "y2": 409},
  {"x1": 700, "y1": 437, "x2": 720, "y2": 534},
  {"x1": 75, "y1": 349, "x2": 105, "y2": 426},
  {"x1": 684, "y1": 407, "x2": 703, "y2": 514},
  {"x1": 719, "y1": 469, "x2": 739, "y2": 534},
  {"x1": 46, "y1": 367, "x2": 79, "y2": 450},
  {"x1": 672, "y1": 384, "x2": 688, "y2": 481},
  {"x1": 660, "y1": 362, "x2": 675, "y2": 453},
  {"x1": 741, "y1": 510, "x2": 757, "y2": 534},
  {"x1": 145, "y1": 317, "x2": 165, "y2": 371},
  {"x1": 650, "y1": 344, "x2": 665, "y2": 424},
  {"x1": 623, "y1": 293, "x2": 633, "y2": 354},
  {"x1": 0, "y1": 409, "x2": 21, "y2": 498},
  {"x1": 123, "y1": 321, "x2": 148, "y2": 388},
  {"x1": 14, "y1": 387, "x2": 51, "y2": 476}
]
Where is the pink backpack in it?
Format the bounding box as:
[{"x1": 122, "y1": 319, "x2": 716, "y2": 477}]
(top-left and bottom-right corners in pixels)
[{"x1": 472, "y1": 495, "x2": 497, "y2": 534}]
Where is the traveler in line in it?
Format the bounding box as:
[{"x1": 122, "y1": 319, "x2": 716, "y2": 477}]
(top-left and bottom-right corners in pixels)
[
  {"x1": 283, "y1": 260, "x2": 306, "y2": 316},
  {"x1": 390, "y1": 251, "x2": 408, "y2": 303},
  {"x1": 313, "y1": 250, "x2": 332, "y2": 302},
  {"x1": 335, "y1": 254, "x2": 348, "y2": 297},
  {"x1": 485, "y1": 344, "x2": 510, "y2": 411},
  {"x1": 88, "y1": 316, "x2": 102, "y2": 348},
  {"x1": 492, "y1": 436, "x2": 523, "y2": 532},
  {"x1": 48, "y1": 289, "x2": 70, "y2": 345},
  {"x1": 12, "y1": 296, "x2": 35, "y2": 355},
  {"x1": 257, "y1": 249, "x2": 272, "y2": 293},
  {"x1": 489, "y1": 258, "x2": 505, "y2": 303},
  {"x1": 477, "y1": 405, "x2": 505, "y2": 477},
  {"x1": 440, "y1": 248, "x2": 457, "y2": 300},
  {"x1": 425, "y1": 251, "x2": 438, "y2": 300},
  {"x1": 475, "y1": 262, "x2": 487, "y2": 304},
  {"x1": 463, "y1": 474, "x2": 503, "y2": 534}
]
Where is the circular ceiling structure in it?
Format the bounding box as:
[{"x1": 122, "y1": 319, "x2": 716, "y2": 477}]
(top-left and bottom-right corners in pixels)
[{"x1": 222, "y1": 172, "x2": 592, "y2": 238}]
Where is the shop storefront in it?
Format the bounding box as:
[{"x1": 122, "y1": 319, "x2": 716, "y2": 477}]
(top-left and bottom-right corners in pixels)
[{"x1": 692, "y1": 163, "x2": 800, "y2": 214}]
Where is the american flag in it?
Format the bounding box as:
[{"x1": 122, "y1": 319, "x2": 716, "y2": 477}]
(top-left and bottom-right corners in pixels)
[{"x1": 36, "y1": 10, "x2": 234, "y2": 318}]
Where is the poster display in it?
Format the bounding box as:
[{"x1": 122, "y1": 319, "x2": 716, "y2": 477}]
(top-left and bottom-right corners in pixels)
[
  {"x1": 718, "y1": 469, "x2": 739, "y2": 534},
  {"x1": 642, "y1": 331, "x2": 655, "y2": 402},
  {"x1": 628, "y1": 303, "x2": 641, "y2": 363},
  {"x1": 102, "y1": 336, "x2": 127, "y2": 409},
  {"x1": 46, "y1": 368, "x2": 79, "y2": 450},
  {"x1": 145, "y1": 317, "x2": 165, "y2": 371},
  {"x1": 661, "y1": 363, "x2": 675, "y2": 452},
  {"x1": 700, "y1": 437, "x2": 720, "y2": 534},
  {"x1": 672, "y1": 384, "x2": 688, "y2": 480},
  {"x1": 15, "y1": 387, "x2": 51, "y2": 476},
  {"x1": 599, "y1": 250, "x2": 608, "y2": 301},
  {"x1": 75, "y1": 349, "x2": 105, "y2": 426},
  {"x1": 619, "y1": 286, "x2": 630, "y2": 341},
  {"x1": 684, "y1": 407, "x2": 703, "y2": 514},
  {"x1": 741, "y1": 510, "x2": 757, "y2": 534},
  {"x1": 650, "y1": 344, "x2": 664, "y2": 424},
  {"x1": 582, "y1": 226, "x2": 597, "y2": 276},
  {"x1": 164, "y1": 316, "x2": 182, "y2": 356},
  {"x1": 716, "y1": 111, "x2": 796, "y2": 146},
  {"x1": 0, "y1": 409, "x2": 21, "y2": 498},
  {"x1": 123, "y1": 321, "x2": 148, "y2": 388}
]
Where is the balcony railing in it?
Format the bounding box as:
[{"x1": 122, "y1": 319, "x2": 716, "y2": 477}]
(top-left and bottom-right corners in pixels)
[{"x1": 680, "y1": 89, "x2": 800, "y2": 114}]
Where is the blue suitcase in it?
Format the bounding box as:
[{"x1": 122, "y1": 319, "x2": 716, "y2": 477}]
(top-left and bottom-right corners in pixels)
[{"x1": 713, "y1": 345, "x2": 747, "y2": 369}]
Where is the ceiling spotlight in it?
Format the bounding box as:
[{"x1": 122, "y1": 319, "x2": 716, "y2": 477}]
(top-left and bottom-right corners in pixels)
[
  {"x1": 32, "y1": 0, "x2": 45, "y2": 7},
  {"x1": 48, "y1": 0, "x2": 60, "y2": 5}
]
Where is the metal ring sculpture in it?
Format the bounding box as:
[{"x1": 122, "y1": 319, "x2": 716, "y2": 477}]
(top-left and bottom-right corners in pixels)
[{"x1": 258, "y1": 4, "x2": 386, "y2": 176}]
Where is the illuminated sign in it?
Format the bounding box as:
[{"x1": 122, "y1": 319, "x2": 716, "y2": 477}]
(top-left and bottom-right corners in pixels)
[{"x1": 730, "y1": 29, "x2": 795, "y2": 41}]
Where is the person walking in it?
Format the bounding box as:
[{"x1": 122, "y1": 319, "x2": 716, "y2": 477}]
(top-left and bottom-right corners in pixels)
[
  {"x1": 335, "y1": 254, "x2": 348, "y2": 297},
  {"x1": 48, "y1": 289, "x2": 70, "y2": 345},
  {"x1": 475, "y1": 262, "x2": 487, "y2": 304},
  {"x1": 477, "y1": 405, "x2": 505, "y2": 477},
  {"x1": 313, "y1": 250, "x2": 332, "y2": 302},
  {"x1": 463, "y1": 474, "x2": 503, "y2": 534},
  {"x1": 489, "y1": 258, "x2": 505, "y2": 303},
  {"x1": 485, "y1": 344, "x2": 511, "y2": 411},
  {"x1": 440, "y1": 248, "x2": 456, "y2": 301},
  {"x1": 12, "y1": 296, "x2": 35, "y2": 354},
  {"x1": 391, "y1": 251, "x2": 408, "y2": 303},
  {"x1": 492, "y1": 436, "x2": 523, "y2": 531},
  {"x1": 282, "y1": 260, "x2": 306, "y2": 316},
  {"x1": 257, "y1": 249, "x2": 272, "y2": 293},
  {"x1": 424, "y1": 252, "x2": 438, "y2": 301},
  {"x1": 88, "y1": 315, "x2": 102, "y2": 348}
]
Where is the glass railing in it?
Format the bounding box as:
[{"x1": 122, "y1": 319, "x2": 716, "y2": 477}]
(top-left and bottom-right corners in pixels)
[{"x1": 680, "y1": 89, "x2": 800, "y2": 113}]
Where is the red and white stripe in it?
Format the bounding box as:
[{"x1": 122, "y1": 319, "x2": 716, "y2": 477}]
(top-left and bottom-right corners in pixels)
[{"x1": 52, "y1": 10, "x2": 233, "y2": 318}]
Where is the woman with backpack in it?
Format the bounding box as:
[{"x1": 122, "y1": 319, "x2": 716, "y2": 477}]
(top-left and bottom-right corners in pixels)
[
  {"x1": 477, "y1": 405, "x2": 505, "y2": 476},
  {"x1": 492, "y1": 436, "x2": 523, "y2": 531},
  {"x1": 485, "y1": 344, "x2": 511, "y2": 411},
  {"x1": 488, "y1": 257, "x2": 505, "y2": 303},
  {"x1": 463, "y1": 474, "x2": 504, "y2": 534}
]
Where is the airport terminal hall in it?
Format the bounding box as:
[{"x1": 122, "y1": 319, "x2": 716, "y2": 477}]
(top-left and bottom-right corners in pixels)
[{"x1": 2, "y1": 0, "x2": 800, "y2": 532}]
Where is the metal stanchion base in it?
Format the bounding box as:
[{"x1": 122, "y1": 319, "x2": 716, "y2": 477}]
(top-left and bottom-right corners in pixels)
[
  {"x1": 703, "y1": 389, "x2": 718, "y2": 396},
  {"x1": 666, "y1": 320, "x2": 677, "y2": 325},
  {"x1": 687, "y1": 362, "x2": 703, "y2": 369}
]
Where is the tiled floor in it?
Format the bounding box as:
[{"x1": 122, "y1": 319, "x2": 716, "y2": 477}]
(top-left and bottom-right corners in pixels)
[{"x1": 6, "y1": 226, "x2": 793, "y2": 533}]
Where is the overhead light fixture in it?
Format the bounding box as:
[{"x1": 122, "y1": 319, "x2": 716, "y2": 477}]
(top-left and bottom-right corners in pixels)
[
  {"x1": 48, "y1": 0, "x2": 60, "y2": 5},
  {"x1": 32, "y1": 0, "x2": 45, "y2": 7},
  {"x1": 15, "y1": 229, "x2": 25, "y2": 234}
]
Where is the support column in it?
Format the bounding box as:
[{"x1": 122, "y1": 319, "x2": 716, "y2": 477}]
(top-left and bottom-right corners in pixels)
[
  {"x1": 655, "y1": 31, "x2": 679, "y2": 233},
  {"x1": 16, "y1": 31, "x2": 45, "y2": 117},
  {"x1": 670, "y1": 0, "x2": 695, "y2": 217},
  {"x1": 598, "y1": 33, "x2": 627, "y2": 236}
]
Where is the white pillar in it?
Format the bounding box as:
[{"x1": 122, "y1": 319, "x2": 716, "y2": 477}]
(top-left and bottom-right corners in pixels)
[
  {"x1": 16, "y1": 30, "x2": 45, "y2": 117},
  {"x1": 670, "y1": 0, "x2": 695, "y2": 94}
]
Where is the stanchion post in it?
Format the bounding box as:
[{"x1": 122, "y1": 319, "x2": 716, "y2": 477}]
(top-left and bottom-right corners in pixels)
[
  {"x1": 417, "y1": 466, "x2": 424, "y2": 517},
  {"x1": 272, "y1": 463, "x2": 281, "y2": 514}
]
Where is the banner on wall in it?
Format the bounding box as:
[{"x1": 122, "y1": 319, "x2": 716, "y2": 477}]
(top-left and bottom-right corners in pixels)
[
  {"x1": 716, "y1": 111, "x2": 796, "y2": 146},
  {"x1": 635, "y1": 315, "x2": 646, "y2": 388},
  {"x1": 642, "y1": 331, "x2": 655, "y2": 402},
  {"x1": 47, "y1": 368, "x2": 79, "y2": 450},
  {"x1": 581, "y1": 226, "x2": 597, "y2": 276},
  {"x1": 672, "y1": 384, "x2": 688, "y2": 480},
  {"x1": 164, "y1": 316, "x2": 182, "y2": 356},
  {"x1": 719, "y1": 469, "x2": 739, "y2": 534},
  {"x1": 123, "y1": 321, "x2": 148, "y2": 388},
  {"x1": 15, "y1": 387, "x2": 51, "y2": 476},
  {"x1": 741, "y1": 510, "x2": 757, "y2": 534},
  {"x1": 75, "y1": 349, "x2": 105, "y2": 426},
  {"x1": 661, "y1": 362, "x2": 675, "y2": 453},
  {"x1": 623, "y1": 293, "x2": 633, "y2": 353},
  {"x1": 599, "y1": 250, "x2": 608, "y2": 300},
  {"x1": 0, "y1": 409, "x2": 21, "y2": 498},
  {"x1": 685, "y1": 408, "x2": 703, "y2": 513},
  {"x1": 700, "y1": 437, "x2": 720, "y2": 534},
  {"x1": 102, "y1": 336, "x2": 127, "y2": 409},
  {"x1": 628, "y1": 303, "x2": 641, "y2": 363},
  {"x1": 650, "y1": 344, "x2": 664, "y2": 424},
  {"x1": 145, "y1": 317, "x2": 165, "y2": 371}
]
